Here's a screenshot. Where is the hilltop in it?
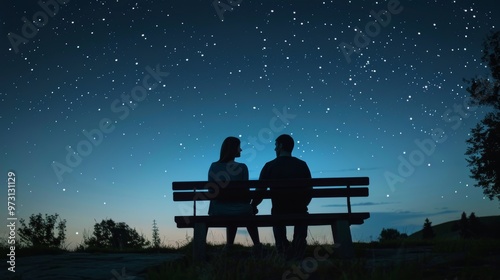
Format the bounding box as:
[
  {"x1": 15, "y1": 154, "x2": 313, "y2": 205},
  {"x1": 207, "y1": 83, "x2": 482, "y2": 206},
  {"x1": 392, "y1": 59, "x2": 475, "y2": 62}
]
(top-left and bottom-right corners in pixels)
[{"x1": 409, "y1": 215, "x2": 500, "y2": 240}]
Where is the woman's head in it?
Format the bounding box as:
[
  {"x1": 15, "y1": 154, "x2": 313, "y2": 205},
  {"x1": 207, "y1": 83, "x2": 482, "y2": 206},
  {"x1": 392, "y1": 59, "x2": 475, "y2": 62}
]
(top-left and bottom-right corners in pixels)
[{"x1": 218, "y1": 136, "x2": 242, "y2": 162}]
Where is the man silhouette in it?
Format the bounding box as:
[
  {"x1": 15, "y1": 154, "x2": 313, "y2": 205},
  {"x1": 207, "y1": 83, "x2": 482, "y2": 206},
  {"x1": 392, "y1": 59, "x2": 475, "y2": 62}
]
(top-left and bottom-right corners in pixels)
[{"x1": 253, "y1": 134, "x2": 312, "y2": 259}]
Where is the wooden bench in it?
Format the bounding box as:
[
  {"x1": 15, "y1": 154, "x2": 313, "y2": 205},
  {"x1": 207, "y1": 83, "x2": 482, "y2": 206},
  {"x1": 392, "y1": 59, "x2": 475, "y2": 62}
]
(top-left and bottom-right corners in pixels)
[{"x1": 173, "y1": 177, "x2": 370, "y2": 261}]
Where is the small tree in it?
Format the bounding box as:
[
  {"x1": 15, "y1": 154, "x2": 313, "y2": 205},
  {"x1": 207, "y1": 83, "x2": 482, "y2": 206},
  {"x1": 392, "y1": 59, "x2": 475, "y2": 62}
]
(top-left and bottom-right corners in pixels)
[
  {"x1": 459, "y1": 212, "x2": 471, "y2": 238},
  {"x1": 422, "y1": 218, "x2": 435, "y2": 239},
  {"x1": 84, "y1": 219, "x2": 150, "y2": 250},
  {"x1": 152, "y1": 220, "x2": 161, "y2": 249},
  {"x1": 18, "y1": 213, "x2": 66, "y2": 248}
]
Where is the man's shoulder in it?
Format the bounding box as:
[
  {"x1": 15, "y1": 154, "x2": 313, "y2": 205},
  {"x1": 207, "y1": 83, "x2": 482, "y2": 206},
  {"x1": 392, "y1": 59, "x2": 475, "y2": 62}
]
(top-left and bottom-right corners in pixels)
[
  {"x1": 291, "y1": 156, "x2": 308, "y2": 164},
  {"x1": 264, "y1": 158, "x2": 278, "y2": 164},
  {"x1": 285, "y1": 156, "x2": 309, "y2": 167},
  {"x1": 265, "y1": 156, "x2": 308, "y2": 164},
  {"x1": 262, "y1": 157, "x2": 282, "y2": 168}
]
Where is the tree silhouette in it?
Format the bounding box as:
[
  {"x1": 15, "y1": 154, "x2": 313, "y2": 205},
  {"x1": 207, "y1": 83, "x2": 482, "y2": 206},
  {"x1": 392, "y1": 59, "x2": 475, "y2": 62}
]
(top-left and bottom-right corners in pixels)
[
  {"x1": 152, "y1": 219, "x2": 161, "y2": 249},
  {"x1": 422, "y1": 218, "x2": 435, "y2": 239},
  {"x1": 464, "y1": 30, "x2": 500, "y2": 202},
  {"x1": 84, "y1": 219, "x2": 150, "y2": 250},
  {"x1": 459, "y1": 211, "x2": 471, "y2": 239},
  {"x1": 18, "y1": 213, "x2": 66, "y2": 248},
  {"x1": 468, "y1": 212, "x2": 481, "y2": 238}
]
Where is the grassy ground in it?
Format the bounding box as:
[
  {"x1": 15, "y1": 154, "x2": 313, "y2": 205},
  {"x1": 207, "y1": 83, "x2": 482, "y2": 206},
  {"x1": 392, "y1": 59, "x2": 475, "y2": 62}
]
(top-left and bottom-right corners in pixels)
[
  {"x1": 3, "y1": 237, "x2": 500, "y2": 279},
  {"x1": 145, "y1": 238, "x2": 500, "y2": 280}
]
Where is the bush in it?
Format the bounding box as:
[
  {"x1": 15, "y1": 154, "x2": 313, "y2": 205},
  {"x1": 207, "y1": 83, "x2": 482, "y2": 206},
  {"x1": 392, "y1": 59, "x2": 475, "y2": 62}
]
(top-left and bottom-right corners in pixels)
[
  {"x1": 378, "y1": 228, "x2": 407, "y2": 242},
  {"x1": 82, "y1": 218, "x2": 150, "y2": 250}
]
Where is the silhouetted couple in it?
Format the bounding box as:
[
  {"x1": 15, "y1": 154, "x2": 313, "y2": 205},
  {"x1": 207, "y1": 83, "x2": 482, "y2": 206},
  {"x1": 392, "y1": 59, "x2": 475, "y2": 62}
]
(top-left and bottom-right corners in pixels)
[{"x1": 207, "y1": 134, "x2": 312, "y2": 259}]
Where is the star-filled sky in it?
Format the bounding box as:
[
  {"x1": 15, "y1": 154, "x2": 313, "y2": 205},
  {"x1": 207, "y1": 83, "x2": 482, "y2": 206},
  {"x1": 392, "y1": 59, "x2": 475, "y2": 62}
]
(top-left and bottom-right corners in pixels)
[{"x1": 1, "y1": 0, "x2": 499, "y2": 248}]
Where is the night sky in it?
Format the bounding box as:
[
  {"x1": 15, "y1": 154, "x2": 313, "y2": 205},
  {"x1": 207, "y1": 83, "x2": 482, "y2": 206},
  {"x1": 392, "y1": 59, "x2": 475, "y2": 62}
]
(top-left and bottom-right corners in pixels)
[{"x1": 1, "y1": 0, "x2": 499, "y2": 247}]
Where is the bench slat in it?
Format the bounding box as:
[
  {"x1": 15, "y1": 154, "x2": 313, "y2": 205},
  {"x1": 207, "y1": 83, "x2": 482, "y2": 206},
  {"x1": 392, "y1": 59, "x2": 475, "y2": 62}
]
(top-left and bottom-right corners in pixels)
[
  {"x1": 173, "y1": 187, "x2": 369, "y2": 201},
  {"x1": 172, "y1": 177, "x2": 369, "y2": 190},
  {"x1": 175, "y1": 213, "x2": 370, "y2": 228}
]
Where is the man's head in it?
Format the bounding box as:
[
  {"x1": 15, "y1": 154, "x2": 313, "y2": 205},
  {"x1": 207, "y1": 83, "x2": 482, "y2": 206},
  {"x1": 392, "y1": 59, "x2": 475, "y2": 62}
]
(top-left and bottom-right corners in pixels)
[{"x1": 275, "y1": 134, "x2": 294, "y2": 156}]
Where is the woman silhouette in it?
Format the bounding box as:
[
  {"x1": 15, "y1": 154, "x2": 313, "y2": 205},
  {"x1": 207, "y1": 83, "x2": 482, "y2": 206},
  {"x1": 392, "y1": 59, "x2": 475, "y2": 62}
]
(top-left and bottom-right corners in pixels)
[{"x1": 207, "y1": 136, "x2": 261, "y2": 249}]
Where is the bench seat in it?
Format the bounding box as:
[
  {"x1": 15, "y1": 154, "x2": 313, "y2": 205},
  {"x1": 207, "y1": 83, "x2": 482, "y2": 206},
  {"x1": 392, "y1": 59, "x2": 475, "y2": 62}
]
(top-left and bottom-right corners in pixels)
[{"x1": 175, "y1": 212, "x2": 370, "y2": 228}]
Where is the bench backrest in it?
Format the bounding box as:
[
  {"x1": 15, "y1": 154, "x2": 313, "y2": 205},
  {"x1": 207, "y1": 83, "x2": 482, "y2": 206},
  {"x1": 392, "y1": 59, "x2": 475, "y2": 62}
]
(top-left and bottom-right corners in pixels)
[{"x1": 172, "y1": 177, "x2": 369, "y2": 215}]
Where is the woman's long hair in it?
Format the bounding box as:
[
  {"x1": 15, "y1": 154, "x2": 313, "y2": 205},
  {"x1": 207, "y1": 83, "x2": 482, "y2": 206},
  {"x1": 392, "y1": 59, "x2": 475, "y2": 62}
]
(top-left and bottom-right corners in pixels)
[{"x1": 218, "y1": 136, "x2": 240, "y2": 163}]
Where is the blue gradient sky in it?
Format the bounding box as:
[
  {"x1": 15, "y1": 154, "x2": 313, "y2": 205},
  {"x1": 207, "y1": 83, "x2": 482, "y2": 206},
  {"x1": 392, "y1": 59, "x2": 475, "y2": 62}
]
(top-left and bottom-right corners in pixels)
[{"x1": 1, "y1": 0, "x2": 499, "y2": 248}]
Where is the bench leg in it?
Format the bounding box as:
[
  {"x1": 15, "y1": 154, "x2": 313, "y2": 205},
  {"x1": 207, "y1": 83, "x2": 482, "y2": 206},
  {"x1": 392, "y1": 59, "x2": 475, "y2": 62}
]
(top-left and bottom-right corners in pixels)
[
  {"x1": 331, "y1": 220, "x2": 354, "y2": 258},
  {"x1": 193, "y1": 223, "x2": 207, "y2": 261}
]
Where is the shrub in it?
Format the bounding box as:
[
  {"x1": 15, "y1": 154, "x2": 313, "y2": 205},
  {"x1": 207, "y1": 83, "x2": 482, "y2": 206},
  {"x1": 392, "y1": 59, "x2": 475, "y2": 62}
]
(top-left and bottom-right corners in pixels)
[
  {"x1": 378, "y1": 228, "x2": 406, "y2": 242},
  {"x1": 83, "y1": 218, "x2": 150, "y2": 250}
]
